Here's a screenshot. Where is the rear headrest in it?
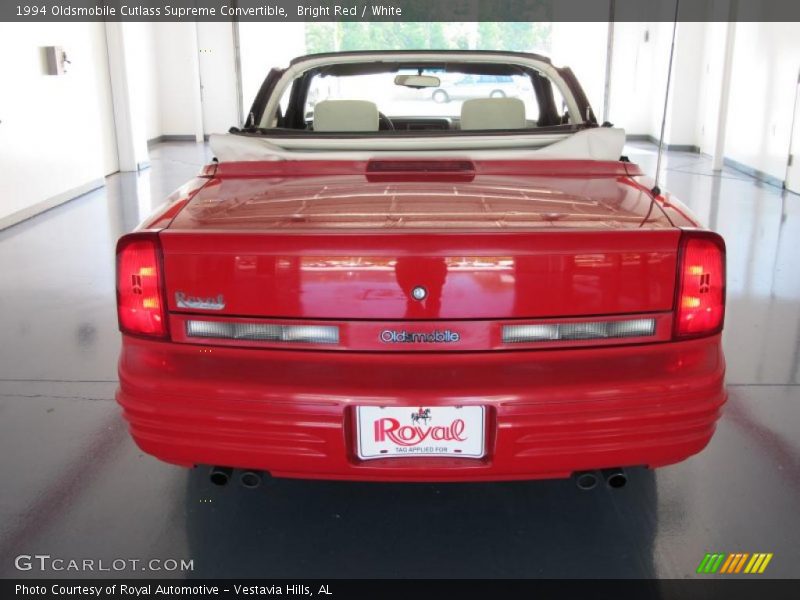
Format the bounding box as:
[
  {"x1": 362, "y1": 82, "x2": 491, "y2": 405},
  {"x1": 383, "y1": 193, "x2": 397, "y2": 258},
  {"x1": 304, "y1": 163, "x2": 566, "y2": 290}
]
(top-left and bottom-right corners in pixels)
[
  {"x1": 460, "y1": 98, "x2": 527, "y2": 131},
  {"x1": 313, "y1": 100, "x2": 379, "y2": 132}
]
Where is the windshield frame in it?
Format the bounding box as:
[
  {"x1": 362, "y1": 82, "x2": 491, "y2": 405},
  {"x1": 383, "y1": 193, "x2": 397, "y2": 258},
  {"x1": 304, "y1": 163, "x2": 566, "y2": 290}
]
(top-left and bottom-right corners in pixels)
[
  {"x1": 298, "y1": 69, "x2": 549, "y2": 125},
  {"x1": 249, "y1": 51, "x2": 592, "y2": 133}
]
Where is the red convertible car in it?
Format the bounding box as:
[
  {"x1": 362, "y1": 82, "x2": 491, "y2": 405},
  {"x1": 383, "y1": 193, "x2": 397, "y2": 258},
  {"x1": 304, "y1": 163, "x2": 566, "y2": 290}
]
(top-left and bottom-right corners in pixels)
[{"x1": 116, "y1": 51, "x2": 726, "y2": 489}]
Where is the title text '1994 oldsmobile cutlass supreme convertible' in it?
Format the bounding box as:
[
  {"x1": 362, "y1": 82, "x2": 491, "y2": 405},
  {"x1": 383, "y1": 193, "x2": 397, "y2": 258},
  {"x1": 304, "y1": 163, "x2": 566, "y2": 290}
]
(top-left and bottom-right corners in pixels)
[{"x1": 115, "y1": 51, "x2": 726, "y2": 488}]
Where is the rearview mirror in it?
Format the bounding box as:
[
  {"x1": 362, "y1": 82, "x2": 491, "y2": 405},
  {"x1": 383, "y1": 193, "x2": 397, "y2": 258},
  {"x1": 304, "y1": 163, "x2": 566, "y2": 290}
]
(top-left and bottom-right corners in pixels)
[{"x1": 394, "y1": 74, "x2": 441, "y2": 89}]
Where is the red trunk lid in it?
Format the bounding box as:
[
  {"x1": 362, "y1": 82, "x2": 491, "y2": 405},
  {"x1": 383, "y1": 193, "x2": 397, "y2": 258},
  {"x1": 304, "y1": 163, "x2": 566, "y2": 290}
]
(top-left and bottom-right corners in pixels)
[{"x1": 160, "y1": 160, "x2": 679, "y2": 321}]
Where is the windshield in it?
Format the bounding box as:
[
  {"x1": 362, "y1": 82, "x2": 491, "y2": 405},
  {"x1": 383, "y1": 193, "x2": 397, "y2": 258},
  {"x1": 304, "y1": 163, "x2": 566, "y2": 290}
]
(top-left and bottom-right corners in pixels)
[
  {"x1": 302, "y1": 70, "x2": 557, "y2": 123},
  {"x1": 259, "y1": 55, "x2": 588, "y2": 133}
]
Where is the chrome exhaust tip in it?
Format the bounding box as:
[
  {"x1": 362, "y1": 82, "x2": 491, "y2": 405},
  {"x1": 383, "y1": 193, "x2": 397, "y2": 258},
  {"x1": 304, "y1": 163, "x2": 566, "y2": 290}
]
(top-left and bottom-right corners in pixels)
[
  {"x1": 209, "y1": 466, "x2": 233, "y2": 486},
  {"x1": 602, "y1": 468, "x2": 628, "y2": 489},
  {"x1": 574, "y1": 470, "x2": 599, "y2": 491}
]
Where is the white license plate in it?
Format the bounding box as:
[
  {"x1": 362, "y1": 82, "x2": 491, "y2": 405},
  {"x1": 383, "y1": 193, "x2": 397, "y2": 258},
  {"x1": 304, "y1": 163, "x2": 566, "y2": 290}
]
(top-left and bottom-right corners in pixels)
[{"x1": 355, "y1": 406, "x2": 486, "y2": 460}]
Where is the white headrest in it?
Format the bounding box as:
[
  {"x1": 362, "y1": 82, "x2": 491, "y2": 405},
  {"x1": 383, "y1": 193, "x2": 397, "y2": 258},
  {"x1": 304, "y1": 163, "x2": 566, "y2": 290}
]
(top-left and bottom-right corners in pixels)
[
  {"x1": 313, "y1": 100, "x2": 379, "y2": 132},
  {"x1": 460, "y1": 98, "x2": 528, "y2": 131}
]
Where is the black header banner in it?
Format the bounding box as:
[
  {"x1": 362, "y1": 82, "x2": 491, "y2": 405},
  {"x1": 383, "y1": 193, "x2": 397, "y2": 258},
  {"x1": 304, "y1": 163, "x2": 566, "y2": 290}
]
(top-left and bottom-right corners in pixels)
[{"x1": 2, "y1": 0, "x2": 800, "y2": 22}]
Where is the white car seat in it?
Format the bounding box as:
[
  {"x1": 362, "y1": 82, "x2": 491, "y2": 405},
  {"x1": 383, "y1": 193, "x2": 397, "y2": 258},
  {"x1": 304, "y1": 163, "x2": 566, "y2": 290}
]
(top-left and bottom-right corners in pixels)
[
  {"x1": 313, "y1": 100, "x2": 380, "y2": 132},
  {"x1": 460, "y1": 97, "x2": 527, "y2": 130}
]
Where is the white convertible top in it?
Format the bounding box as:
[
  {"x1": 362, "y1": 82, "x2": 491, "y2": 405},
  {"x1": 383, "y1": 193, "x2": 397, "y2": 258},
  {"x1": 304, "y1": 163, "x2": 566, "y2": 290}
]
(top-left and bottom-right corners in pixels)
[{"x1": 209, "y1": 127, "x2": 626, "y2": 163}]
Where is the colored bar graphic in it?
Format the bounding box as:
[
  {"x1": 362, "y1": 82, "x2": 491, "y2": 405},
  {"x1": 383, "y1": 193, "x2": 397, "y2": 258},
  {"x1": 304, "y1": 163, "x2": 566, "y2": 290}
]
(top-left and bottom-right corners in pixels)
[
  {"x1": 700, "y1": 552, "x2": 773, "y2": 575},
  {"x1": 734, "y1": 553, "x2": 749, "y2": 573},
  {"x1": 697, "y1": 553, "x2": 727, "y2": 573},
  {"x1": 746, "y1": 554, "x2": 763, "y2": 573},
  {"x1": 721, "y1": 553, "x2": 740, "y2": 574},
  {"x1": 696, "y1": 554, "x2": 713, "y2": 574},
  {"x1": 758, "y1": 554, "x2": 773, "y2": 573},
  {"x1": 719, "y1": 554, "x2": 736, "y2": 573},
  {"x1": 711, "y1": 554, "x2": 725, "y2": 573}
]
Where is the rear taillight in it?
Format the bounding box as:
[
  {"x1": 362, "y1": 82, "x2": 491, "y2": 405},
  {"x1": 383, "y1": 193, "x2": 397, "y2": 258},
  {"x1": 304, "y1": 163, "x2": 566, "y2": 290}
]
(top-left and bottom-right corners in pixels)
[
  {"x1": 674, "y1": 231, "x2": 726, "y2": 339},
  {"x1": 116, "y1": 233, "x2": 167, "y2": 338}
]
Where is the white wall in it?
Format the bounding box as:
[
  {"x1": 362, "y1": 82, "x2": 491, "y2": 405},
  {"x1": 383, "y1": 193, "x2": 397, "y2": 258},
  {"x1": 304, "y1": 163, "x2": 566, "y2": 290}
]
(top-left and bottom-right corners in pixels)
[
  {"x1": 0, "y1": 22, "x2": 117, "y2": 225},
  {"x1": 550, "y1": 22, "x2": 610, "y2": 121},
  {"x1": 154, "y1": 22, "x2": 203, "y2": 137},
  {"x1": 124, "y1": 22, "x2": 162, "y2": 142},
  {"x1": 607, "y1": 22, "x2": 659, "y2": 136},
  {"x1": 725, "y1": 22, "x2": 800, "y2": 181},
  {"x1": 0, "y1": 21, "x2": 172, "y2": 225},
  {"x1": 607, "y1": 21, "x2": 697, "y2": 146},
  {"x1": 154, "y1": 22, "x2": 242, "y2": 139},
  {"x1": 608, "y1": 23, "x2": 650, "y2": 133},
  {"x1": 106, "y1": 21, "x2": 164, "y2": 170},
  {"x1": 664, "y1": 22, "x2": 706, "y2": 147},
  {"x1": 239, "y1": 22, "x2": 306, "y2": 118},
  {"x1": 197, "y1": 23, "x2": 241, "y2": 134},
  {"x1": 610, "y1": 18, "x2": 800, "y2": 186},
  {"x1": 695, "y1": 21, "x2": 728, "y2": 154},
  {"x1": 646, "y1": 22, "x2": 674, "y2": 142}
]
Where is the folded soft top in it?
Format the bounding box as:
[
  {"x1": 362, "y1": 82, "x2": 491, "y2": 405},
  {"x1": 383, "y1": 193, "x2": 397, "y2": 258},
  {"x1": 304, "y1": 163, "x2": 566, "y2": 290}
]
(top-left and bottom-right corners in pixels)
[{"x1": 210, "y1": 127, "x2": 627, "y2": 163}]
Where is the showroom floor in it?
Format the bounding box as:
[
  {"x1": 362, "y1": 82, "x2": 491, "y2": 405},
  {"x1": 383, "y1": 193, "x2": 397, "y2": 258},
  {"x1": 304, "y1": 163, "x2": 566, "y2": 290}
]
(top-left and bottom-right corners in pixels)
[{"x1": 0, "y1": 141, "x2": 798, "y2": 579}]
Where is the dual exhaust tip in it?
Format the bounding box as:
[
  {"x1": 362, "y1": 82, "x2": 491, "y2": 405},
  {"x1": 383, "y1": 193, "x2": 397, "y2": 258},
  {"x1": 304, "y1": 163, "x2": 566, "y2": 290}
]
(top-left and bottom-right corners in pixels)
[
  {"x1": 209, "y1": 466, "x2": 265, "y2": 489},
  {"x1": 210, "y1": 465, "x2": 627, "y2": 490},
  {"x1": 574, "y1": 468, "x2": 628, "y2": 490}
]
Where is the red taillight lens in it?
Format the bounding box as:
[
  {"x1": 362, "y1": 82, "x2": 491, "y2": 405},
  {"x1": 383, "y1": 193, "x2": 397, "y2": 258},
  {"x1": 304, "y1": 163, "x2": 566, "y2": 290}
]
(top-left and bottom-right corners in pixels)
[
  {"x1": 674, "y1": 232, "x2": 726, "y2": 338},
  {"x1": 116, "y1": 234, "x2": 167, "y2": 338}
]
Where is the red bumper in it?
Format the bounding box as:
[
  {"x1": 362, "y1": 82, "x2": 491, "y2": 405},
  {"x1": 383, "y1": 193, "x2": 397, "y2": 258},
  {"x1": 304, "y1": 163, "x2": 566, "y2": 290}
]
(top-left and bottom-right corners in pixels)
[{"x1": 117, "y1": 335, "x2": 726, "y2": 481}]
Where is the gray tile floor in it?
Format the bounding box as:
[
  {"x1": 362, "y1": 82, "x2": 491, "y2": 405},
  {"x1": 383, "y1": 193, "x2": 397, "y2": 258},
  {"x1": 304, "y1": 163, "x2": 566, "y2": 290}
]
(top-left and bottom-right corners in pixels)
[{"x1": 0, "y1": 141, "x2": 798, "y2": 579}]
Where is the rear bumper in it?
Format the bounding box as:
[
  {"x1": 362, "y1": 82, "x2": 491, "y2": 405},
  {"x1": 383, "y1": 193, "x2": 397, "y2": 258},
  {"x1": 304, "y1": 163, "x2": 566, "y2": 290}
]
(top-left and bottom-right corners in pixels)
[{"x1": 117, "y1": 335, "x2": 726, "y2": 482}]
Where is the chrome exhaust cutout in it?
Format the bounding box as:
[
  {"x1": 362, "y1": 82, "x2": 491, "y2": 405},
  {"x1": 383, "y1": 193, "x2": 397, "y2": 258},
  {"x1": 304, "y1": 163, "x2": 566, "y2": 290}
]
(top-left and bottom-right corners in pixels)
[
  {"x1": 574, "y1": 470, "x2": 599, "y2": 491},
  {"x1": 239, "y1": 470, "x2": 263, "y2": 489},
  {"x1": 209, "y1": 466, "x2": 233, "y2": 486},
  {"x1": 602, "y1": 468, "x2": 628, "y2": 489}
]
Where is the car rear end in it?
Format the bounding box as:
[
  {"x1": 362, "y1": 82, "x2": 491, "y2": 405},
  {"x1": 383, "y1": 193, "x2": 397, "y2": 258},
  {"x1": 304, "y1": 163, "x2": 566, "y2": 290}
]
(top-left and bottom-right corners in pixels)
[{"x1": 115, "y1": 159, "x2": 726, "y2": 482}]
